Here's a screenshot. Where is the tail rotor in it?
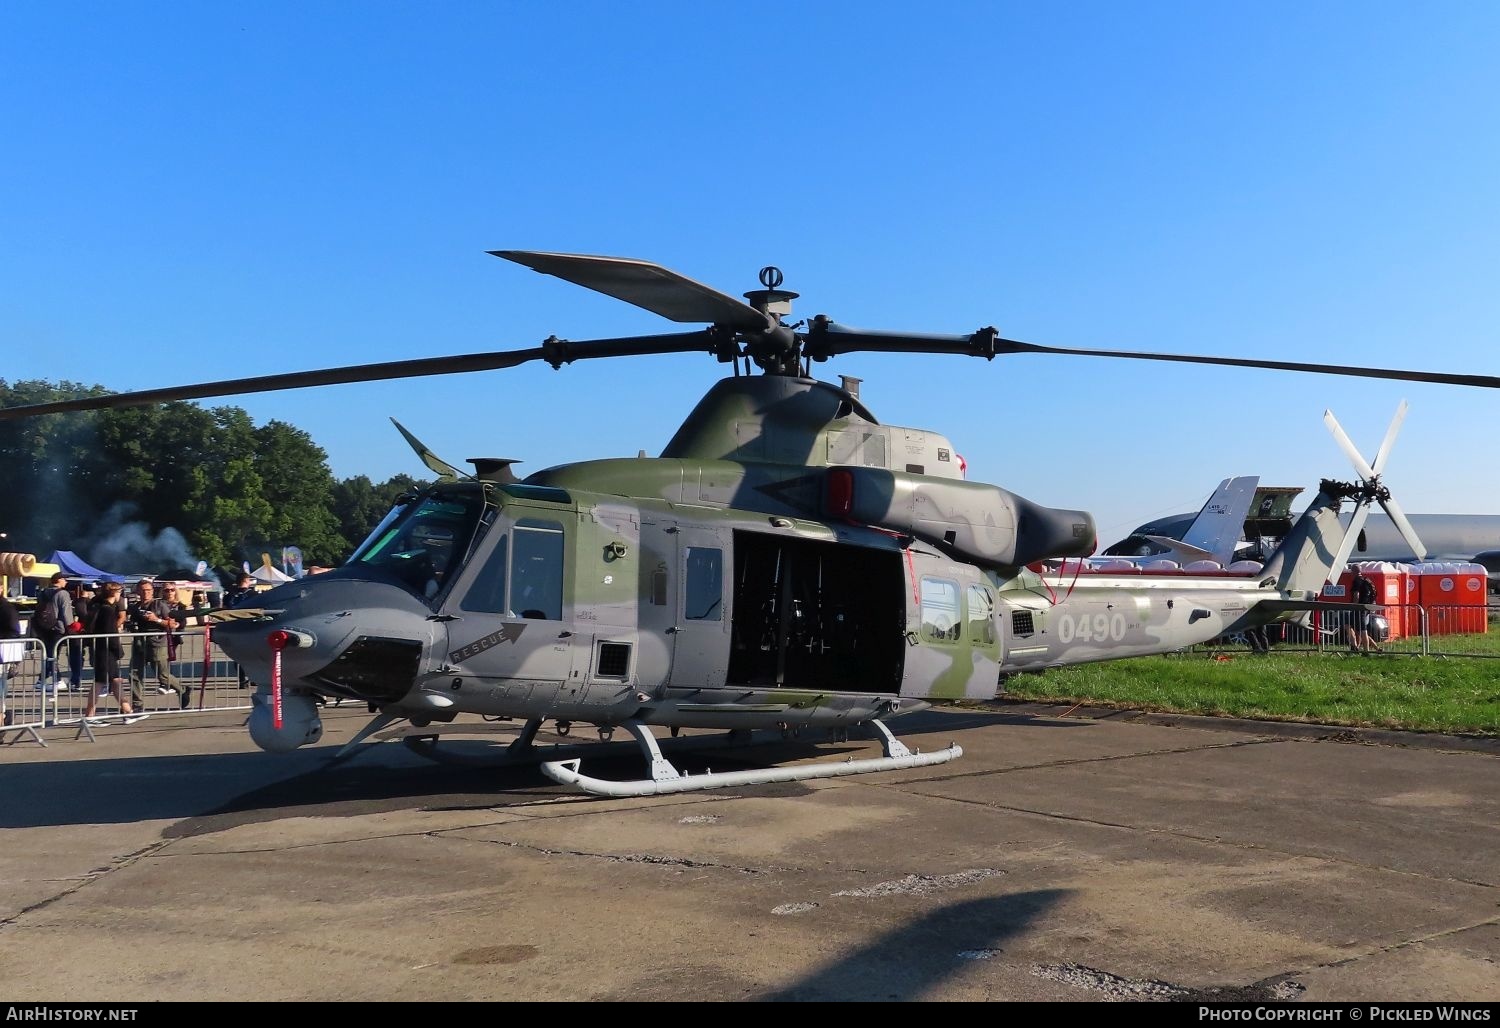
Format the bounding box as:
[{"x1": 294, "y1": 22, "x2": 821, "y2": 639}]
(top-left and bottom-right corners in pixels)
[{"x1": 1322, "y1": 401, "x2": 1428, "y2": 581}]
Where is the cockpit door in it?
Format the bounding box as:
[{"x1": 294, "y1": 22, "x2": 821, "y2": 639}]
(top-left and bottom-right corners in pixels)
[{"x1": 444, "y1": 513, "x2": 585, "y2": 694}]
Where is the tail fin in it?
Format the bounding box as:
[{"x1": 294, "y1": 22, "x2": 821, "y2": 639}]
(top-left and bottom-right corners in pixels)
[
  {"x1": 1257, "y1": 482, "x2": 1349, "y2": 596},
  {"x1": 1147, "y1": 475, "x2": 1259, "y2": 565}
]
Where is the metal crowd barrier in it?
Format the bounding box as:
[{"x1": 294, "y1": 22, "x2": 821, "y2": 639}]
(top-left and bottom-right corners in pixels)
[
  {"x1": 1215, "y1": 603, "x2": 1498, "y2": 657},
  {"x1": 0, "y1": 627, "x2": 259, "y2": 747},
  {"x1": 1, "y1": 637, "x2": 48, "y2": 745}
]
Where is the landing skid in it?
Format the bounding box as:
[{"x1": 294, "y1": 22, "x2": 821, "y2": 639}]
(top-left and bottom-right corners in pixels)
[
  {"x1": 366, "y1": 715, "x2": 761, "y2": 771},
  {"x1": 350, "y1": 712, "x2": 962, "y2": 795},
  {"x1": 541, "y1": 719, "x2": 963, "y2": 798}
]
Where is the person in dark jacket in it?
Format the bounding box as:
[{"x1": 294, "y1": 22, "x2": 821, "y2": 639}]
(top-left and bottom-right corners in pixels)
[
  {"x1": 86, "y1": 581, "x2": 131, "y2": 718},
  {"x1": 225, "y1": 573, "x2": 257, "y2": 608},
  {"x1": 66, "y1": 581, "x2": 94, "y2": 690},
  {"x1": 30, "y1": 573, "x2": 73, "y2": 693},
  {"x1": 1346, "y1": 568, "x2": 1382, "y2": 653}
]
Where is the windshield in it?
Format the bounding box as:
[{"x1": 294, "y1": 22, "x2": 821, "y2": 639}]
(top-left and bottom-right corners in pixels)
[{"x1": 350, "y1": 488, "x2": 488, "y2": 600}]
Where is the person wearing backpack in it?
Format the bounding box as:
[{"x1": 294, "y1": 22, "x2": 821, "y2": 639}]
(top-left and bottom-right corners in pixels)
[
  {"x1": 30, "y1": 573, "x2": 73, "y2": 693},
  {"x1": 1345, "y1": 567, "x2": 1382, "y2": 654}
]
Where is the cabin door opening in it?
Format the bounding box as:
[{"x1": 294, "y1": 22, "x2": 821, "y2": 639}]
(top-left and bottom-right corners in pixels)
[{"x1": 726, "y1": 532, "x2": 903, "y2": 694}]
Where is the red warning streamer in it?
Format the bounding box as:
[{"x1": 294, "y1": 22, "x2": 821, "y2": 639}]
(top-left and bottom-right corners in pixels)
[
  {"x1": 267, "y1": 631, "x2": 288, "y2": 730},
  {"x1": 199, "y1": 623, "x2": 212, "y2": 709}
]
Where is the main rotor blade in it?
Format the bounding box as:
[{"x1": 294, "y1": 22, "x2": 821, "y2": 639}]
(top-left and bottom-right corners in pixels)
[
  {"x1": 1368, "y1": 399, "x2": 1409, "y2": 476},
  {"x1": 493, "y1": 251, "x2": 772, "y2": 333},
  {"x1": 806, "y1": 321, "x2": 1500, "y2": 390},
  {"x1": 1324, "y1": 409, "x2": 1377, "y2": 481},
  {"x1": 1378, "y1": 495, "x2": 1428, "y2": 561},
  {"x1": 1329, "y1": 501, "x2": 1373, "y2": 582},
  {"x1": 0, "y1": 331, "x2": 716, "y2": 420}
]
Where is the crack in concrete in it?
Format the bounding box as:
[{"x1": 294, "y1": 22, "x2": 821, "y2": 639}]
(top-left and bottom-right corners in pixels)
[
  {"x1": 1315, "y1": 914, "x2": 1500, "y2": 971},
  {"x1": 921, "y1": 735, "x2": 1283, "y2": 782},
  {"x1": 452, "y1": 834, "x2": 793, "y2": 875},
  {"x1": 925, "y1": 792, "x2": 1499, "y2": 892},
  {"x1": 0, "y1": 840, "x2": 173, "y2": 930},
  {"x1": 878, "y1": 739, "x2": 1498, "y2": 892}
]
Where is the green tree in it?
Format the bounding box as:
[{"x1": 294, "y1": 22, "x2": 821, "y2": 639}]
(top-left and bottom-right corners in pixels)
[
  {"x1": 0, "y1": 380, "x2": 111, "y2": 555},
  {"x1": 331, "y1": 472, "x2": 428, "y2": 555},
  {"x1": 2, "y1": 379, "x2": 423, "y2": 577},
  {"x1": 253, "y1": 421, "x2": 344, "y2": 565}
]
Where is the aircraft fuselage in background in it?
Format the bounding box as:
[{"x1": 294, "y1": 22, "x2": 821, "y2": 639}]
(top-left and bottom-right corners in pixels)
[{"x1": 1114, "y1": 507, "x2": 1500, "y2": 589}]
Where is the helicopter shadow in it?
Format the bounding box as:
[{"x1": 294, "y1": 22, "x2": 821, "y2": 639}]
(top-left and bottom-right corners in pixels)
[
  {"x1": 755, "y1": 888, "x2": 1072, "y2": 1002},
  {"x1": 1, "y1": 706, "x2": 1090, "y2": 834},
  {"x1": 0, "y1": 743, "x2": 563, "y2": 833}
]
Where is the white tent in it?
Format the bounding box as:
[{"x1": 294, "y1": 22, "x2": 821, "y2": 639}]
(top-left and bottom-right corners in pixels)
[{"x1": 250, "y1": 565, "x2": 294, "y2": 583}]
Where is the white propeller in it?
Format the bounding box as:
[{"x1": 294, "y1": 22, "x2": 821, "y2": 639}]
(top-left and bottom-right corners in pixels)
[{"x1": 1322, "y1": 401, "x2": 1428, "y2": 582}]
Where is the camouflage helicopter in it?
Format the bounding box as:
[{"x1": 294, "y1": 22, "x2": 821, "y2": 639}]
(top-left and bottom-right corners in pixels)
[{"x1": 5, "y1": 251, "x2": 1498, "y2": 796}]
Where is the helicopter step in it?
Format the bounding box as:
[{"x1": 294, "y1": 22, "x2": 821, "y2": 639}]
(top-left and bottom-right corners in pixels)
[{"x1": 539, "y1": 718, "x2": 963, "y2": 798}]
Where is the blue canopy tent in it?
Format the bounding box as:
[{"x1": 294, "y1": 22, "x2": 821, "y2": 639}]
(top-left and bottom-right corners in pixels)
[{"x1": 45, "y1": 551, "x2": 126, "y2": 583}]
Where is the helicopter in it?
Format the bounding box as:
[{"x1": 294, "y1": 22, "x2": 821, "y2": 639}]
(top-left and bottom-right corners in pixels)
[{"x1": 4, "y1": 250, "x2": 1497, "y2": 796}]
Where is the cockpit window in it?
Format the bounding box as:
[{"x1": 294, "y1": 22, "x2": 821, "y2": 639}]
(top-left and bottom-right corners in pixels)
[
  {"x1": 457, "y1": 517, "x2": 564, "y2": 619},
  {"x1": 350, "y1": 490, "x2": 486, "y2": 601},
  {"x1": 511, "y1": 519, "x2": 564, "y2": 620}
]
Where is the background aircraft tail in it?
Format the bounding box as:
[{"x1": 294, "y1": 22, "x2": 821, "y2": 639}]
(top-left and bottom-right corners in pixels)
[{"x1": 1147, "y1": 475, "x2": 1259, "y2": 565}]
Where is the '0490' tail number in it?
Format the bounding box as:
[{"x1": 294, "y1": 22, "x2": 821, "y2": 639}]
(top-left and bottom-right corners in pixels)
[{"x1": 1056, "y1": 612, "x2": 1128, "y2": 644}]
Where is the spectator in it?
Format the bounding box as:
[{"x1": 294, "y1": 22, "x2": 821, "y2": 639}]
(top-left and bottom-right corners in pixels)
[
  {"x1": 1346, "y1": 568, "x2": 1382, "y2": 654},
  {"x1": 1, "y1": 592, "x2": 21, "y2": 727},
  {"x1": 163, "y1": 583, "x2": 189, "y2": 662},
  {"x1": 66, "y1": 581, "x2": 95, "y2": 691},
  {"x1": 86, "y1": 581, "x2": 131, "y2": 718},
  {"x1": 30, "y1": 572, "x2": 73, "y2": 693},
  {"x1": 126, "y1": 580, "x2": 187, "y2": 710},
  {"x1": 225, "y1": 572, "x2": 257, "y2": 608}
]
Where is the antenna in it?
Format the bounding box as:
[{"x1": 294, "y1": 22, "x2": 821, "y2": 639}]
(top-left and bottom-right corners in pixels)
[{"x1": 742, "y1": 266, "x2": 798, "y2": 320}]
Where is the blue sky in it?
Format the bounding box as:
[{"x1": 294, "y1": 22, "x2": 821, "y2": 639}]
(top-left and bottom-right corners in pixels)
[{"x1": 4, "y1": 2, "x2": 1498, "y2": 548}]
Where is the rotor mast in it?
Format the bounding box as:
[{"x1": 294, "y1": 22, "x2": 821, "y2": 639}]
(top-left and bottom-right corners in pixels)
[{"x1": 740, "y1": 266, "x2": 804, "y2": 376}]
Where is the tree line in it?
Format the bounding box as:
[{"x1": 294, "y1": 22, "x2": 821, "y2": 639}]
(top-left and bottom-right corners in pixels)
[{"x1": 0, "y1": 379, "x2": 428, "y2": 578}]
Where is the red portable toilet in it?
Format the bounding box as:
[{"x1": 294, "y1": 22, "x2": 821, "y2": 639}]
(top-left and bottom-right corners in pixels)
[
  {"x1": 1412, "y1": 562, "x2": 1487, "y2": 636},
  {"x1": 1412, "y1": 563, "x2": 1446, "y2": 635},
  {"x1": 1461, "y1": 563, "x2": 1490, "y2": 633},
  {"x1": 1368, "y1": 562, "x2": 1413, "y2": 640},
  {"x1": 1402, "y1": 572, "x2": 1420, "y2": 631},
  {"x1": 1448, "y1": 562, "x2": 1489, "y2": 634}
]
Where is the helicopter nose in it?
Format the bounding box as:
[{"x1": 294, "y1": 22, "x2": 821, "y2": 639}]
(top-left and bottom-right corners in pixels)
[{"x1": 210, "y1": 575, "x2": 440, "y2": 704}]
